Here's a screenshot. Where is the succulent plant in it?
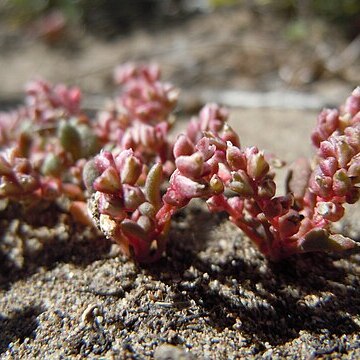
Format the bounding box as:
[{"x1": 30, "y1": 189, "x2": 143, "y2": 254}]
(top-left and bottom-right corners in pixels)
[
  {"x1": 86, "y1": 87, "x2": 360, "y2": 261},
  {"x1": 1, "y1": 63, "x2": 359, "y2": 263},
  {"x1": 83, "y1": 149, "x2": 169, "y2": 262}
]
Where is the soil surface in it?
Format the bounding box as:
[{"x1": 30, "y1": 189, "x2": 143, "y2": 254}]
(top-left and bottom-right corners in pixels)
[
  {"x1": 0, "y1": 5, "x2": 360, "y2": 360},
  {"x1": 1, "y1": 198, "x2": 359, "y2": 359}
]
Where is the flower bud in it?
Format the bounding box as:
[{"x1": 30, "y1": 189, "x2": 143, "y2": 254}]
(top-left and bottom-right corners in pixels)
[
  {"x1": 311, "y1": 109, "x2": 339, "y2": 147},
  {"x1": 195, "y1": 137, "x2": 215, "y2": 161},
  {"x1": 139, "y1": 123, "x2": 156, "y2": 147},
  {"x1": 226, "y1": 143, "x2": 246, "y2": 171},
  {"x1": 162, "y1": 187, "x2": 189, "y2": 207},
  {"x1": 17, "y1": 173, "x2": 40, "y2": 193},
  {"x1": 278, "y1": 194, "x2": 294, "y2": 211},
  {"x1": 347, "y1": 157, "x2": 360, "y2": 179},
  {"x1": 263, "y1": 198, "x2": 282, "y2": 218},
  {"x1": 209, "y1": 174, "x2": 224, "y2": 195},
  {"x1": 41, "y1": 178, "x2": 61, "y2": 199},
  {"x1": 95, "y1": 150, "x2": 116, "y2": 173},
  {"x1": 121, "y1": 130, "x2": 136, "y2": 150},
  {"x1": 319, "y1": 140, "x2": 336, "y2": 158},
  {"x1": 344, "y1": 125, "x2": 360, "y2": 153},
  {"x1": 199, "y1": 103, "x2": 228, "y2": 132},
  {"x1": 221, "y1": 123, "x2": 240, "y2": 147},
  {"x1": 206, "y1": 195, "x2": 226, "y2": 213},
  {"x1": 247, "y1": 151, "x2": 269, "y2": 181},
  {"x1": 206, "y1": 132, "x2": 227, "y2": 151},
  {"x1": 229, "y1": 170, "x2": 254, "y2": 197},
  {"x1": 227, "y1": 196, "x2": 244, "y2": 216}
]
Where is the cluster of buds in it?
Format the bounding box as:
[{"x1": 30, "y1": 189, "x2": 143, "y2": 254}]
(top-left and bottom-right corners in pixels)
[
  {"x1": 0, "y1": 79, "x2": 82, "y2": 146},
  {"x1": 24, "y1": 78, "x2": 82, "y2": 121},
  {"x1": 83, "y1": 149, "x2": 169, "y2": 262},
  {"x1": 163, "y1": 122, "x2": 295, "y2": 259},
  {"x1": 164, "y1": 126, "x2": 359, "y2": 259},
  {"x1": 0, "y1": 147, "x2": 40, "y2": 198},
  {"x1": 289, "y1": 87, "x2": 360, "y2": 254},
  {"x1": 0, "y1": 147, "x2": 85, "y2": 204},
  {"x1": 0, "y1": 79, "x2": 96, "y2": 157},
  {"x1": 162, "y1": 104, "x2": 236, "y2": 205},
  {"x1": 96, "y1": 63, "x2": 179, "y2": 176},
  {"x1": 113, "y1": 63, "x2": 179, "y2": 124}
]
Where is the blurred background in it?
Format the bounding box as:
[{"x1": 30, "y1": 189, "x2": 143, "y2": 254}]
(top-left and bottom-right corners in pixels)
[
  {"x1": 0, "y1": 0, "x2": 359, "y2": 158},
  {"x1": 0, "y1": 0, "x2": 359, "y2": 102}
]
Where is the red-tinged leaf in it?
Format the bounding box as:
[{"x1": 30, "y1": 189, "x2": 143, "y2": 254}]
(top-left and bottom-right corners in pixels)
[{"x1": 93, "y1": 167, "x2": 121, "y2": 194}]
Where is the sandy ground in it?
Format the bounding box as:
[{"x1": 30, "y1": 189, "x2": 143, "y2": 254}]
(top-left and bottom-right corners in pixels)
[
  {"x1": 1, "y1": 6, "x2": 360, "y2": 360},
  {"x1": 1, "y1": 106, "x2": 359, "y2": 359}
]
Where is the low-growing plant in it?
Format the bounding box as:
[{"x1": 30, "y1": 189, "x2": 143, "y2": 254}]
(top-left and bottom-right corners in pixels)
[{"x1": 1, "y1": 64, "x2": 359, "y2": 262}]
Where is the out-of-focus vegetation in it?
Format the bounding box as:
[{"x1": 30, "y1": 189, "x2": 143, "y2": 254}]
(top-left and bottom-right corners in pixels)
[
  {"x1": 253, "y1": 0, "x2": 360, "y2": 38},
  {"x1": 1, "y1": 0, "x2": 360, "y2": 38}
]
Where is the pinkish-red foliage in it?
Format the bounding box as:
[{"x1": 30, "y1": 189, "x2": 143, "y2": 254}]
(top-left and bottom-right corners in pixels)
[{"x1": 1, "y1": 64, "x2": 359, "y2": 262}]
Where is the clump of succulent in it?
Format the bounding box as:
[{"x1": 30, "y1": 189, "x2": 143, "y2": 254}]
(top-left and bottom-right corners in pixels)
[
  {"x1": 84, "y1": 149, "x2": 168, "y2": 262},
  {"x1": 96, "y1": 63, "x2": 178, "y2": 176},
  {"x1": 1, "y1": 63, "x2": 359, "y2": 263},
  {"x1": 0, "y1": 78, "x2": 100, "y2": 222},
  {"x1": 163, "y1": 87, "x2": 360, "y2": 260},
  {"x1": 85, "y1": 80, "x2": 360, "y2": 262},
  {"x1": 0, "y1": 147, "x2": 41, "y2": 198}
]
